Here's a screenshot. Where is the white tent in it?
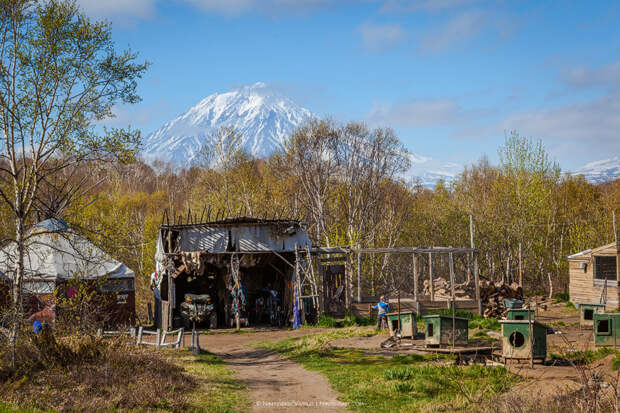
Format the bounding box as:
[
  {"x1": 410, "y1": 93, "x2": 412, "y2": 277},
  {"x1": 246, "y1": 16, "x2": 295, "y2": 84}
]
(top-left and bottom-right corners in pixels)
[{"x1": 0, "y1": 219, "x2": 134, "y2": 294}]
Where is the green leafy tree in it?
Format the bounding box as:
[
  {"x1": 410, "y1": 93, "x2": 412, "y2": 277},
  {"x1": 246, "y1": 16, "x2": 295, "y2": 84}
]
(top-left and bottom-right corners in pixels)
[{"x1": 0, "y1": 0, "x2": 147, "y2": 365}]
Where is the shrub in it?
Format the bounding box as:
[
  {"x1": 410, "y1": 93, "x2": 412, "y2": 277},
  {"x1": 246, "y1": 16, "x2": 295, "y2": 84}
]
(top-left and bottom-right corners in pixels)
[
  {"x1": 0, "y1": 332, "x2": 196, "y2": 411},
  {"x1": 554, "y1": 292, "x2": 570, "y2": 302},
  {"x1": 393, "y1": 382, "x2": 414, "y2": 393},
  {"x1": 383, "y1": 367, "x2": 413, "y2": 380},
  {"x1": 469, "y1": 318, "x2": 500, "y2": 331},
  {"x1": 315, "y1": 314, "x2": 338, "y2": 328}
]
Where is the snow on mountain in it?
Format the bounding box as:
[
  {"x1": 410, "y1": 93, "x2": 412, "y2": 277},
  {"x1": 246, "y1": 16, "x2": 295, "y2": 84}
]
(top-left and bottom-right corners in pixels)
[
  {"x1": 141, "y1": 82, "x2": 463, "y2": 187},
  {"x1": 142, "y1": 82, "x2": 313, "y2": 165},
  {"x1": 405, "y1": 153, "x2": 462, "y2": 188},
  {"x1": 572, "y1": 157, "x2": 620, "y2": 184}
]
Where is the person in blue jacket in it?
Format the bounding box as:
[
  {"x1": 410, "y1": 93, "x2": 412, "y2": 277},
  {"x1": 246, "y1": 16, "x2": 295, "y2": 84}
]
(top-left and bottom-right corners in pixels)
[{"x1": 373, "y1": 296, "x2": 389, "y2": 329}]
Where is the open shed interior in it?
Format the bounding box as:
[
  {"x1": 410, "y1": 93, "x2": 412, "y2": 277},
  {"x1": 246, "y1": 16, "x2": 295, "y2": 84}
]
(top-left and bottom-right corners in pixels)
[{"x1": 158, "y1": 252, "x2": 294, "y2": 329}]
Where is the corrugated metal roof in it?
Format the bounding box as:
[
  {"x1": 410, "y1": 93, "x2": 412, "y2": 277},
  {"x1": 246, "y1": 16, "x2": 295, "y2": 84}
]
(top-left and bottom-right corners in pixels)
[{"x1": 171, "y1": 220, "x2": 311, "y2": 253}]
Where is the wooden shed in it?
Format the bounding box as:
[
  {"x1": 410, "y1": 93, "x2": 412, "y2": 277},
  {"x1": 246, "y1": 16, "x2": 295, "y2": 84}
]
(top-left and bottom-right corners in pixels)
[{"x1": 568, "y1": 242, "x2": 620, "y2": 311}]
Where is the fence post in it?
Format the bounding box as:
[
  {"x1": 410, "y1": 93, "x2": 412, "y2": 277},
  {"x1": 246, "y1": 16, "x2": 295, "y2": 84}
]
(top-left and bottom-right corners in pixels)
[
  {"x1": 156, "y1": 329, "x2": 161, "y2": 349},
  {"x1": 129, "y1": 327, "x2": 136, "y2": 339},
  {"x1": 136, "y1": 326, "x2": 143, "y2": 346},
  {"x1": 176, "y1": 328, "x2": 184, "y2": 349}
]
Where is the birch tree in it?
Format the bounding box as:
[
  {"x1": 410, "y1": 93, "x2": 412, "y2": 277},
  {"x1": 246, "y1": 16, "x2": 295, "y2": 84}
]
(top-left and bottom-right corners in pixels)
[{"x1": 0, "y1": 0, "x2": 146, "y2": 364}]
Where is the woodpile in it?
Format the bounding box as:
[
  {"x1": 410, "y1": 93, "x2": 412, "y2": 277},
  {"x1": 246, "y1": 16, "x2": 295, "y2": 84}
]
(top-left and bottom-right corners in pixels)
[
  {"x1": 423, "y1": 278, "x2": 523, "y2": 318},
  {"x1": 479, "y1": 280, "x2": 523, "y2": 318}
]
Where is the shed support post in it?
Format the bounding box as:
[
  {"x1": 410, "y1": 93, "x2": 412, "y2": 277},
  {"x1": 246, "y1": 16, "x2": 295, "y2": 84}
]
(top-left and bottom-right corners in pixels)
[
  {"x1": 449, "y1": 252, "x2": 456, "y2": 349},
  {"x1": 428, "y1": 252, "x2": 434, "y2": 302},
  {"x1": 412, "y1": 253, "x2": 418, "y2": 302},
  {"x1": 357, "y1": 249, "x2": 362, "y2": 303},
  {"x1": 470, "y1": 215, "x2": 482, "y2": 315}
]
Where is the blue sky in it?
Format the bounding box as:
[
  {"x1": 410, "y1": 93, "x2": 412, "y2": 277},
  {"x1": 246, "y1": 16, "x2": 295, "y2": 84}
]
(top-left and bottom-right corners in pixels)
[{"x1": 79, "y1": 0, "x2": 620, "y2": 171}]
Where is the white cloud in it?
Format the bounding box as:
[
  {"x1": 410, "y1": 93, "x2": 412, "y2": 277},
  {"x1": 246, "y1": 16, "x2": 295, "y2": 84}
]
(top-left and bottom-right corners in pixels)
[
  {"x1": 419, "y1": 10, "x2": 486, "y2": 52},
  {"x1": 77, "y1": 0, "x2": 157, "y2": 21},
  {"x1": 381, "y1": 0, "x2": 480, "y2": 13},
  {"x1": 182, "y1": 0, "x2": 338, "y2": 16},
  {"x1": 358, "y1": 22, "x2": 405, "y2": 52},
  {"x1": 500, "y1": 91, "x2": 620, "y2": 158},
  {"x1": 566, "y1": 61, "x2": 620, "y2": 89},
  {"x1": 368, "y1": 98, "x2": 462, "y2": 127}
]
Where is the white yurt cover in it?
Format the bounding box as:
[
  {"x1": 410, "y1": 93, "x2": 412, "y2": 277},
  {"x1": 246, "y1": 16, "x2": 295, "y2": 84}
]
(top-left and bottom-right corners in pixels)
[{"x1": 0, "y1": 219, "x2": 134, "y2": 285}]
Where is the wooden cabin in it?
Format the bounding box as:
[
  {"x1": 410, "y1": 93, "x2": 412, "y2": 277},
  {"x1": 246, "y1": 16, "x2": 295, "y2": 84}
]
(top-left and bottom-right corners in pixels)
[{"x1": 568, "y1": 242, "x2": 620, "y2": 311}]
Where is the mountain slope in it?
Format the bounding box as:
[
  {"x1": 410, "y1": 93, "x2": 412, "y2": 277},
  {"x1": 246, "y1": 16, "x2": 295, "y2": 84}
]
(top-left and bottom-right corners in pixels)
[
  {"x1": 573, "y1": 157, "x2": 620, "y2": 184},
  {"x1": 142, "y1": 82, "x2": 313, "y2": 165}
]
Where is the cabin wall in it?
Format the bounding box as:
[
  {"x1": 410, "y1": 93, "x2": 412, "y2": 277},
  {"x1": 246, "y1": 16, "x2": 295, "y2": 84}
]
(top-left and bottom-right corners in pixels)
[{"x1": 569, "y1": 256, "x2": 619, "y2": 311}]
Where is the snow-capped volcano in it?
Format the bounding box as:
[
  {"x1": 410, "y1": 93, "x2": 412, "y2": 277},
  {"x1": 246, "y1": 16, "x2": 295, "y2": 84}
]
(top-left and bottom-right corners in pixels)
[
  {"x1": 573, "y1": 157, "x2": 620, "y2": 184},
  {"x1": 142, "y1": 82, "x2": 313, "y2": 165}
]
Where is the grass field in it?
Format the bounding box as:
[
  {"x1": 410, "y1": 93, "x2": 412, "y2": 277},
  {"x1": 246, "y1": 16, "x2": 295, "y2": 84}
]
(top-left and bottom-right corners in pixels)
[
  {"x1": 258, "y1": 328, "x2": 518, "y2": 412},
  {"x1": 176, "y1": 350, "x2": 250, "y2": 413}
]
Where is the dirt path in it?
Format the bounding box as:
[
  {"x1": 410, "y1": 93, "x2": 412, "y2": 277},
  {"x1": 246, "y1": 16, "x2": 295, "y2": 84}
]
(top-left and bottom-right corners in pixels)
[{"x1": 191, "y1": 329, "x2": 349, "y2": 412}]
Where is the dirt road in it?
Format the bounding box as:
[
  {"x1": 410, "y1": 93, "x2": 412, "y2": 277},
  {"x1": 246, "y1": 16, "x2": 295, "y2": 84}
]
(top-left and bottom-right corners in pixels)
[{"x1": 190, "y1": 329, "x2": 349, "y2": 412}]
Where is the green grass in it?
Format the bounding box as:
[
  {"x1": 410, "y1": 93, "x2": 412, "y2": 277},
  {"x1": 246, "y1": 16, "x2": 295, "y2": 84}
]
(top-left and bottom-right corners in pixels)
[
  {"x1": 259, "y1": 329, "x2": 517, "y2": 412},
  {"x1": 0, "y1": 404, "x2": 44, "y2": 413},
  {"x1": 550, "y1": 347, "x2": 617, "y2": 365},
  {"x1": 176, "y1": 350, "x2": 250, "y2": 413},
  {"x1": 303, "y1": 314, "x2": 377, "y2": 329},
  {"x1": 470, "y1": 330, "x2": 499, "y2": 342}
]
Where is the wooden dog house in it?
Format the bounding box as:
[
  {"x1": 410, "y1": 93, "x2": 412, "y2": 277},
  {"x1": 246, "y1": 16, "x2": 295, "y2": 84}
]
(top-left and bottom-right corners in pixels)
[
  {"x1": 593, "y1": 313, "x2": 620, "y2": 347},
  {"x1": 499, "y1": 320, "x2": 547, "y2": 363},
  {"x1": 506, "y1": 309, "x2": 535, "y2": 321},
  {"x1": 387, "y1": 311, "x2": 416, "y2": 339},
  {"x1": 423, "y1": 314, "x2": 468, "y2": 347},
  {"x1": 578, "y1": 302, "x2": 606, "y2": 328}
]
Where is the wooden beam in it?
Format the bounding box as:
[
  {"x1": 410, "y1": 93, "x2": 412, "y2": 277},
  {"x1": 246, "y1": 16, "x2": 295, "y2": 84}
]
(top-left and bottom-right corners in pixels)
[
  {"x1": 413, "y1": 253, "x2": 418, "y2": 302},
  {"x1": 470, "y1": 216, "x2": 482, "y2": 315},
  {"x1": 357, "y1": 250, "x2": 362, "y2": 303},
  {"x1": 429, "y1": 252, "x2": 434, "y2": 302}
]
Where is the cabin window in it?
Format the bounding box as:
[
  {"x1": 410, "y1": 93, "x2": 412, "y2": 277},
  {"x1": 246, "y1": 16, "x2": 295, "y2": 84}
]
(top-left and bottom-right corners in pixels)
[
  {"x1": 594, "y1": 256, "x2": 617, "y2": 281},
  {"x1": 597, "y1": 319, "x2": 611, "y2": 335},
  {"x1": 509, "y1": 331, "x2": 525, "y2": 348},
  {"x1": 99, "y1": 279, "x2": 134, "y2": 293},
  {"x1": 584, "y1": 309, "x2": 594, "y2": 321},
  {"x1": 427, "y1": 323, "x2": 434, "y2": 337},
  {"x1": 515, "y1": 315, "x2": 524, "y2": 320}
]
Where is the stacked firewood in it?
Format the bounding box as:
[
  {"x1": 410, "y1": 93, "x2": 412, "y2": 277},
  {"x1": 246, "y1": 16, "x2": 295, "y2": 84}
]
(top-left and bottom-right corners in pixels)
[
  {"x1": 422, "y1": 277, "x2": 477, "y2": 300},
  {"x1": 479, "y1": 280, "x2": 523, "y2": 318},
  {"x1": 422, "y1": 278, "x2": 523, "y2": 318}
]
